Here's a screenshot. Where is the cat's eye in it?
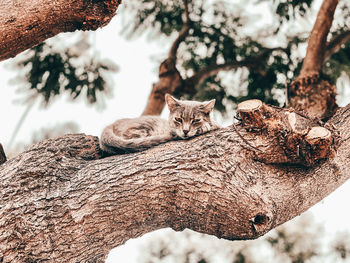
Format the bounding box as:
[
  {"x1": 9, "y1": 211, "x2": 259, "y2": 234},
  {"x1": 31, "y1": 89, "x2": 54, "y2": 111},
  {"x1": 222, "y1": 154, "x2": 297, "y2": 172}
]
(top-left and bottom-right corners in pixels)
[
  {"x1": 175, "y1": 117, "x2": 182, "y2": 123},
  {"x1": 192, "y1": 119, "x2": 201, "y2": 124}
]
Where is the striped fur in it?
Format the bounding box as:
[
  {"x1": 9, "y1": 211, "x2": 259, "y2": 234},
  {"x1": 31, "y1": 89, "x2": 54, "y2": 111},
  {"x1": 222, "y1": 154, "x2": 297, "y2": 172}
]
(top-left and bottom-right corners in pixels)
[
  {"x1": 99, "y1": 95, "x2": 219, "y2": 154},
  {"x1": 100, "y1": 116, "x2": 173, "y2": 153}
]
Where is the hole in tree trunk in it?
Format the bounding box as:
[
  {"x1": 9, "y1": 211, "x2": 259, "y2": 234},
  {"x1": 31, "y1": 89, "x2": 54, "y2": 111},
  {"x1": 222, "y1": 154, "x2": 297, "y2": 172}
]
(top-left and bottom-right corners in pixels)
[{"x1": 252, "y1": 213, "x2": 269, "y2": 225}]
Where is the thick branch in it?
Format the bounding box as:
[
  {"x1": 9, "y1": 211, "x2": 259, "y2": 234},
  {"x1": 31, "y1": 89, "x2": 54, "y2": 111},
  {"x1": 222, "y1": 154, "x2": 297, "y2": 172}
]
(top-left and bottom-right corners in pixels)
[
  {"x1": 1, "y1": 102, "x2": 350, "y2": 262},
  {"x1": 0, "y1": 0, "x2": 121, "y2": 61},
  {"x1": 324, "y1": 30, "x2": 350, "y2": 61},
  {"x1": 237, "y1": 100, "x2": 333, "y2": 166},
  {"x1": 288, "y1": 0, "x2": 340, "y2": 119},
  {"x1": 300, "y1": 0, "x2": 339, "y2": 75}
]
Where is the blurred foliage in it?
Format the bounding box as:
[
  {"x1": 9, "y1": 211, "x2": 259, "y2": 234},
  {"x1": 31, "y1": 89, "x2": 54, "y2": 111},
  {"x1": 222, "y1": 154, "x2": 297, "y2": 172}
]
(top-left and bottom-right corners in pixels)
[
  {"x1": 323, "y1": 0, "x2": 350, "y2": 83},
  {"x1": 6, "y1": 0, "x2": 350, "y2": 114},
  {"x1": 30, "y1": 122, "x2": 79, "y2": 144},
  {"x1": 11, "y1": 34, "x2": 118, "y2": 106},
  {"x1": 122, "y1": 0, "x2": 350, "y2": 112},
  {"x1": 121, "y1": 213, "x2": 350, "y2": 263},
  {"x1": 271, "y1": 0, "x2": 314, "y2": 28},
  {"x1": 324, "y1": 42, "x2": 350, "y2": 83},
  {"x1": 333, "y1": 232, "x2": 350, "y2": 260}
]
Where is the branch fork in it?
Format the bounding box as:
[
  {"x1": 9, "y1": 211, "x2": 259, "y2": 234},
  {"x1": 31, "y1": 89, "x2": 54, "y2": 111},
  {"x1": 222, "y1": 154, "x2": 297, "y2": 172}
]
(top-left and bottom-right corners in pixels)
[{"x1": 237, "y1": 100, "x2": 334, "y2": 166}]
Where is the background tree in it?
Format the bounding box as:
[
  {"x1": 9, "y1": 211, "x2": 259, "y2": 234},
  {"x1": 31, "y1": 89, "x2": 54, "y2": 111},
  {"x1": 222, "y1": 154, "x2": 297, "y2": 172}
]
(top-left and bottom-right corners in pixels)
[
  {"x1": 11, "y1": 0, "x2": 349, "y2": 118},
  {"x1": 5, "y1": 33, "x2": 117, "y2": 150},
  {"x1": 1, "y1": 0, "x2": 350, "y2": 262},
  {"x1": 8, "y1": 122, "x2": 79, "y2": 158},
  {"x1": 126, "y1": 213, "x2": 350, "y2": 263},
  {"x1": 121, "y1": 0, "x2": 350, "y2": 116}
]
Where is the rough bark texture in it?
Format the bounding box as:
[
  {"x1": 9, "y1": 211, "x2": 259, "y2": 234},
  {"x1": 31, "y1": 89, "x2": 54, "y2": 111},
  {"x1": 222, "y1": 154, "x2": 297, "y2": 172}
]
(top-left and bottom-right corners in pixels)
[
  {"x1": 0, "y1": 0, "x2": 121, "y2": 61},
  {"x1": 288, "y1": 0, "x2": 339, "y2": 120},
  {"x1": 288, "y1": 72, "x2": 337, "y2": 120},
  {"x1": 0, "y1": 101, "x2": 349, "y2": 262},
  {"x1": 237, "y1": 100, "x2": 334, "y2": 166},
  {"x1": 1, "y1": 0, "x2": 349, "y2": 262}
]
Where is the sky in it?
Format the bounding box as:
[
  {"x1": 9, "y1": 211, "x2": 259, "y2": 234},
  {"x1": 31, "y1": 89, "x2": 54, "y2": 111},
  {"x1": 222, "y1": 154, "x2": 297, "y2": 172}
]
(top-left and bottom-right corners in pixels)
[
  {"x1": 1, "y1": 1, "x2": 350, "y2": 262},
  {"x1": 0, "y1": 17, "x2": 164, "y2": 149}
]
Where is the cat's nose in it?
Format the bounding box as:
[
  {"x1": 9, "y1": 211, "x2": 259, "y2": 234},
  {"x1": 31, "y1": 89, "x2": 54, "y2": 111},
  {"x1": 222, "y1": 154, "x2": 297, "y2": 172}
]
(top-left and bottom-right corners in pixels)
[{"x1": 183, "y1": 129, "x2": 189, "y2": 136}]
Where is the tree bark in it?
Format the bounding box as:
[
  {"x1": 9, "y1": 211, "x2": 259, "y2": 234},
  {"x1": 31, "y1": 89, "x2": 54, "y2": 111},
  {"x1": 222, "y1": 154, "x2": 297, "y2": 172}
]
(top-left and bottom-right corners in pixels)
[
  {"x1": 300, "y1": 0, "x2": 339, "y2": 76},
  {"x1": 1, "y1": 101, "x2": 349, "y2": 262},
  {"x1": 288, "y1": 0, "x2": 339, "y2": 120},
  {"x1": 0, "y1": 0, "x2": 121, "y2": 61},
  {"x1": 1, "y1": 0, "x2": 349, "y2": 262}
]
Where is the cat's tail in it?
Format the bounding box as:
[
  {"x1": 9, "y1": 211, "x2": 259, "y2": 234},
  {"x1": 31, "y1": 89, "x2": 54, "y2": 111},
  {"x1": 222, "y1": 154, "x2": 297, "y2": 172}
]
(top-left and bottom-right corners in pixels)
[{"x1": 99, "y1": 126, "x2": 173, "y2": 154}]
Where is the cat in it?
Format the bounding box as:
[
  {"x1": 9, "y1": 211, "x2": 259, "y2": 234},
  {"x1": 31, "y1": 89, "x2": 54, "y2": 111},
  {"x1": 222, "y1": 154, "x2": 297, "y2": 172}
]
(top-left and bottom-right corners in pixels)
[{"x1": 99, "y1": 94, "x2": 218, "y2": 154}]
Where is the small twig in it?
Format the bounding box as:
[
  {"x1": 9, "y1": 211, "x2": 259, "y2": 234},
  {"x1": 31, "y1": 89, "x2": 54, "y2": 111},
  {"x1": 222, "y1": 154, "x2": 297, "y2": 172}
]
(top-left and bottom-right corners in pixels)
[
  {"x1": 0, "y1": 143, "x2": 6, "y2": 165},
  {"x1": 325, "y1": 30, "x2": 350, "y2": 61},
  {"x1": 8, "y1": 94, "x2": 38, "y2": 149},
  {"x1": 291, "y1": 109, "x2": 310, "y2": 120},
  {"x1": 233, "y1": 124, "x2": 263, "y2": 152}
]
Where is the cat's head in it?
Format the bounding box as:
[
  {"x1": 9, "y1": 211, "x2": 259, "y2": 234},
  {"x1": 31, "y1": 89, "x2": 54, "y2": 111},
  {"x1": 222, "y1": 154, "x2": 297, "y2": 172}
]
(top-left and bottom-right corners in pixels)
[{"x1": 165, "y1": 94, "x2": 215, "y2": 139}]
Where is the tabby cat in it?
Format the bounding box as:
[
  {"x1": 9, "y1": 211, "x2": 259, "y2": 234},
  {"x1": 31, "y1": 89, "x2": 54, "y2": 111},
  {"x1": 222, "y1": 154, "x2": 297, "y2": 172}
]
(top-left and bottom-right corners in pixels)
[{"x1": 99, "y1": 94, "x2": 218, "y2": 154}]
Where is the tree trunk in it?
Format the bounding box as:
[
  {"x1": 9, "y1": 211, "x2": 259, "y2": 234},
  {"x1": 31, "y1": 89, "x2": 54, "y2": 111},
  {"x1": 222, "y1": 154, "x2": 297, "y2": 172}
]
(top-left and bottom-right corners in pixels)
[
  {"x1": 1, "y1": 101, "x2": 349, "y2": 262},
  {"x1": 287, "y1": 0, "x2": 339, "y2": 120},
  {"x1": 0, "y1": 0, "x2": 121, "y2": 61}
]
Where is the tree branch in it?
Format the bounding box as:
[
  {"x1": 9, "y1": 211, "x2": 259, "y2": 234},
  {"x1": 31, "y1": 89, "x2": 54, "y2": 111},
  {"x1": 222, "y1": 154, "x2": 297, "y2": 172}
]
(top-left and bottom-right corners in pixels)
[
  {"x1": 185, "y1": 61, "x2": 254, "y2": 88},
  {"x1": 141, "y1": 58, "x2": 183, "y2": 116},
  {"x1": 141, "y1": 0, "x2": 191, "y2": 115},
  {"x1": 168, "y1": 0, "x2": 191, "y2": 59},
  {"x1": 185, "y1": 47, "x2": 287, "y2": 88},
  {"x1": 288, "y1": 0, "x2": 340, "y2": 120},
  {"x1": 0, "y1": 0, "x2": 121, "y2": 61},
  {"x1": 141, "y1": 0, "x2": 191, "y2": 116},
  {"x1": 300, "y1": 0, "x2": 339, "y2": 75},
  {"x1": 325, "y1": 30, "x2": 350, "y2": 61},
  {"x1": 0, "y1": 143, "x2": 6, "y2": 165},
  {"x1": 1, "y1": 102, "x2": 349, "y2": 262}
]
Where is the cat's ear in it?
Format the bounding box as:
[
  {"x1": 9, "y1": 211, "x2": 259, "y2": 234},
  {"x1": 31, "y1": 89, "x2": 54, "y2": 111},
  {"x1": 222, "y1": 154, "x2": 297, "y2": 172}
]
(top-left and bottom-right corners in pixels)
[
  {"x1": 200, "y1": 99, "x2": 216, "y2": 114},
  {"x1": 165, "y1": 94, "x2": 180, "y2": 111}
]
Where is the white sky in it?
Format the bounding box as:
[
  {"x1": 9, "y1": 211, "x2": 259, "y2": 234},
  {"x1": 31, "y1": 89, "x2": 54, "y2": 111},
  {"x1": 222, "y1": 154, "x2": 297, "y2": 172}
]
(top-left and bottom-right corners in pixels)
[
  {"x1": 0, "y1": 1, "x2": 350, "y2": 262},
  {"x1": 0, "y1": 17, "x2": 164, "y2": 149}
]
